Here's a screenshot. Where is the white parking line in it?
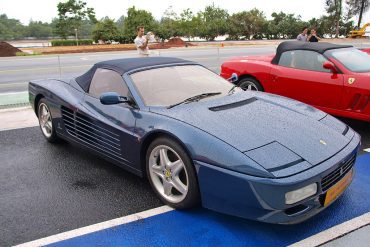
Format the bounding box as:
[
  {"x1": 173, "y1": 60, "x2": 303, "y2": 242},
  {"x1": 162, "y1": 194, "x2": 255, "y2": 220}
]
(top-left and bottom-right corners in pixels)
[
  {"x1": 289, "y1": 212, "x2": 370, "y2": 247},
  {"x1": 15, "y1": 206, "x2": 173, "y2": 247},
  {"x1": 363, "y1": 148, "x2": 370, "y2": 153}
]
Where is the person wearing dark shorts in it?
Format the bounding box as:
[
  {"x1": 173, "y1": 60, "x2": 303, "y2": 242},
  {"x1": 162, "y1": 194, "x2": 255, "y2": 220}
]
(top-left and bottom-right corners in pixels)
[{"x1": 308, "y1": 29, "x2": 320, "y2": 42}]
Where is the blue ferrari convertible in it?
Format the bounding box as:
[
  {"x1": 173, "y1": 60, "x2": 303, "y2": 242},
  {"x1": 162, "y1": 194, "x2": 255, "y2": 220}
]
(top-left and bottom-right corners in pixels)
[{"x1": 29, "y1": 57, "x2": 360, "y2": 224}]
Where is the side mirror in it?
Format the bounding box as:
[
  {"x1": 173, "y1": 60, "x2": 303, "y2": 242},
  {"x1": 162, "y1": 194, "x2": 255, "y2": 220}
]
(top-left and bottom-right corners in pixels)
[
  {"x1": 228, "y1": 73, "x2": 238, "y2": 83},
  {"x1": 323, "y1": 61, "x2": 338, "y2": 74},
  {"x1": 100, "y1": 92, "x2": 130, "y2": 105}
]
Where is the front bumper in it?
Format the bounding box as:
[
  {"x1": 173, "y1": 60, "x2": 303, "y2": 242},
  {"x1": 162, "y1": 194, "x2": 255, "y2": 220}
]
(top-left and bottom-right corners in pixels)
[{"x1": 195, "y1": 132, "x2": 360, "y2": 224}]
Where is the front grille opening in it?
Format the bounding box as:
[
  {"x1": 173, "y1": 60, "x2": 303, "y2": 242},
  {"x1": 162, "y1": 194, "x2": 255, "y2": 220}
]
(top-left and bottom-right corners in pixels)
[
  {"x1": 321, "y1": 155, "x2": 356, "y2": 192},
  {"x1": 285, "y1": 204, "x2": 309, "y2": 216}
]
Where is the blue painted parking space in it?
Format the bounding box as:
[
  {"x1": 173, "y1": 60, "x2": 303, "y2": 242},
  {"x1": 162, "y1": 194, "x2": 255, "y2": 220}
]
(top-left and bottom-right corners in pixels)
[{"x1": 48, "y1": 154, "x2": 370, "y2": 247}]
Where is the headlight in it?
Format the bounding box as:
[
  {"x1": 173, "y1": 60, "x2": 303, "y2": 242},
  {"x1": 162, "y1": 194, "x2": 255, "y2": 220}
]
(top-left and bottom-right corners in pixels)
[{"x1": 285, "y1": 183, "x2": 317, "y2": 205}]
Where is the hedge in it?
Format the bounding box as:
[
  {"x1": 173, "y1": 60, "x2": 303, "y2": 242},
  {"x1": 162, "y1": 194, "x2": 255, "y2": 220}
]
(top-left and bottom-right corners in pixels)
[{"x1": 51, "y1": 39, "x2": 93, "y2": 46}]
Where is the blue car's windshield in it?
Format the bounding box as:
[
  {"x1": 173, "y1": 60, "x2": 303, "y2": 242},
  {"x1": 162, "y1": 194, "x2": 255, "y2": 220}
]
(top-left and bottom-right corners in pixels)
[
  {"x1": 326, "y1": 48, "x2": 370, "y2": 73},
  {"x1": 130, "y1": 65, "x2": 241, "y2": 107}
]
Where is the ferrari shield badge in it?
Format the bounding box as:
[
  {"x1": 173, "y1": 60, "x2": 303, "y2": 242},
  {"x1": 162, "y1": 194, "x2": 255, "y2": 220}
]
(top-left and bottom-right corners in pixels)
[{"x1": 348, "y1": 78, "x2": 356, "y2": 85}]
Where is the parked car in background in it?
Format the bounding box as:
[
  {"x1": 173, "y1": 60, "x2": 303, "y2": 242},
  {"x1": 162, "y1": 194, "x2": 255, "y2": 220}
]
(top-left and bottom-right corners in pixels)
[{"x1": 221, "y1": 41, "x2": 370, "y2": 122}]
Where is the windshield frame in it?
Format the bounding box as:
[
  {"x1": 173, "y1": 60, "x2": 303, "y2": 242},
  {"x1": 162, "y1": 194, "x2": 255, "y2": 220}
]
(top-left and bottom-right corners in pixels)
[{"x1": 325, "y1": 47, "x2": 370, "y2": 73}]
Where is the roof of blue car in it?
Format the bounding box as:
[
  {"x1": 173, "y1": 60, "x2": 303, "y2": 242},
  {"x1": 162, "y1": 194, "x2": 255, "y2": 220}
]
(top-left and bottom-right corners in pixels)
[
  {"x1": 76, "y1": 57, "x2": 192, "y2": 92},
  {"x1": 271, "y1": 41, "x2": 353, "y2": 64}
]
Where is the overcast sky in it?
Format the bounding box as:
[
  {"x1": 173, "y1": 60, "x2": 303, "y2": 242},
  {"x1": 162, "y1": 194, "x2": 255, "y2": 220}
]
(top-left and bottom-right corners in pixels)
[{"x1": 1, "y1": 0, "x2": 369, "y2": 25}]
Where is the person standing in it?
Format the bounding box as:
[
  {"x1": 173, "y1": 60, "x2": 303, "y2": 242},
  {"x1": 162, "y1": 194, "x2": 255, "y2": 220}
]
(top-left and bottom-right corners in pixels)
[
  {"x1": 134, "y1": 26, "x2": 150, "y2": 57},
  {"x1": 297, "y1": 27, "x2": 308, "y2": 42},
  {"x1": 308, "y1": 29, "x2": 320, "y2": 42}
]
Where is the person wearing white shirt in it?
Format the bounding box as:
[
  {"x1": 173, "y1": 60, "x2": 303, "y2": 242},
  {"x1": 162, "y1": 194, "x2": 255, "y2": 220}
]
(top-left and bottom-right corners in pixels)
[
  {"x1": 134, "y1": 26, "x2": 150, "y2": 57},
  {"x1": 297, "y1": 27, "x2": 308, "y2": 42}
]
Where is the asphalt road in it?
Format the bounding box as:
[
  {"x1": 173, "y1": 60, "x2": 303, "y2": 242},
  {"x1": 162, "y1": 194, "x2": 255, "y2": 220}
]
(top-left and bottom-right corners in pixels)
[
  {"x1": 0, "y1": 46, "x2": 277, "y2": 93},
  {"x1": 1, "y1": 40, "x2": 369, "y2": 94},
  {"x1": 0, "y1": 127, "x2": 163, "y2": 246}
]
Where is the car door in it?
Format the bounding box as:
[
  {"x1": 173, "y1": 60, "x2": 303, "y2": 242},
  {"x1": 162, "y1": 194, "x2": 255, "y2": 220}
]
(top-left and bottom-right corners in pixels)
[
  {"x1": 269, "y1": 50, "x2": 344, "y2": 109},
  {"x1": 80, "y1": 68, "x2": 139, "y2": 170}
]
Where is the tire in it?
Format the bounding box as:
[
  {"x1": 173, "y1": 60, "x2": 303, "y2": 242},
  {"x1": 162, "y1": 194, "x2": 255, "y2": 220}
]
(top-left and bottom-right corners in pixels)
[
  {"x1": 238, "y1": 77, "x2": 264, "y2": 91},
  {"x1": 37, "y1": 98, "x2": 59, "y2": 143},
  {"x1": 146, "y1": 137, "x2": 200, "y2": 209}
]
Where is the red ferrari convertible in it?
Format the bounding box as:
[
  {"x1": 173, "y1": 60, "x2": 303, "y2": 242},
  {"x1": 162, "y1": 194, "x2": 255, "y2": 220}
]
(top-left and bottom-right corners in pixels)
[{"x1": 220, "y1": 41, "x2": 370, "y2": 122}]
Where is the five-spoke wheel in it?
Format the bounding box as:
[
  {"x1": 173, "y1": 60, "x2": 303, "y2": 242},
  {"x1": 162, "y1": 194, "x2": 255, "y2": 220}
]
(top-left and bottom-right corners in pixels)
[
  {"x1": 37, "y1": 98, "x2": 59, "y2": 142},
  {"x1": 146, "y1": 137, "x2": 199, "y2": 208},
  {"x1": 238, "y1": 77, "x2": 263, "y2": 91}
]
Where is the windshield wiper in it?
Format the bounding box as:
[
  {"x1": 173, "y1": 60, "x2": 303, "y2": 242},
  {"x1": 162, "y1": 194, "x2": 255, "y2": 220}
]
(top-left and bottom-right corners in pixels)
[
  {"x1": 167, "y1": 92, "x2": 221, "y2": 109},
  {"x1": 228, "y1": 81, "x2": 245, "y2": 95},
  {"x1": 227, "y1": 84, "x2": 238, "y2": 95}
]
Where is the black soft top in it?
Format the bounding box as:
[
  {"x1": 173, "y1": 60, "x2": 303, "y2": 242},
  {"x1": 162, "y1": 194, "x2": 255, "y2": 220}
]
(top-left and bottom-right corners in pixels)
[
  {"x1": 76, "y1": 57, "x2": 192, "y2": 92},
  {"x1": 271, "y1": 41, "x2": 353, "y2": 64}
]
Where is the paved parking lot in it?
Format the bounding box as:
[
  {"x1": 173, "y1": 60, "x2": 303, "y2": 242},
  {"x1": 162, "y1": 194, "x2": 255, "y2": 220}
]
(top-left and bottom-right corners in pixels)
[{"x1": 0, "y1": 127, "x2": 162, "y2": 246}]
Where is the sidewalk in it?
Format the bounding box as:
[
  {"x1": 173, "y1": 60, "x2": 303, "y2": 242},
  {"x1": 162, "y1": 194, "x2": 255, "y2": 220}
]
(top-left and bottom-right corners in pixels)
[{"x1": 0, "y1": 106, "x2": 37, "y2": 131}]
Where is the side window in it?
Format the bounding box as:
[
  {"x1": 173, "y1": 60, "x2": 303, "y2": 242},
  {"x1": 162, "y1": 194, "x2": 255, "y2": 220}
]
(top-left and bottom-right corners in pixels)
[
  {"x1": 279, "y1": 50, "x2": 331, "y2": 73},
  {"x1": 89, "y1": 68, "x2": 129, "y2": 98}
]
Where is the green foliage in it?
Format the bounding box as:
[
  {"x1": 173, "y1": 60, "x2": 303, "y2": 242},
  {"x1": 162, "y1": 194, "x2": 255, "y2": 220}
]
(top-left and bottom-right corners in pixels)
[
  {"x1": 0, "y1": 2, "x2": 360, "y2": 42},
  {"x1": 197, "y1": 4, "x2": 229, "y2": 41},
  {"x1": 178, "y1": 9, "x2": 195, "y2": 40},
  {"x1": 156, "y1": 6, "x2": 181, "y2": 41},
  {"x1": 51, "y1": 39, "x2": 93, "y2": 46},
  {"x1": 228, "y1": 8, "x2": 267, "y2": 40},
  {"x1": 55, "y1": 0, "x2": 97, "y2": 39},
  {"x1": 92, "y1": 17, "x2": 119, "y2": 42},
  {"x1": 123, "y1": 6, "x2": 158, "y2": 42},
  {"x1": 16, "y1": 51, "x2": 41, "y2": 56},
  {"x1": 0, "y1": 14, "x2": 26, "y2": 40},
  {"x1": 326, "y1": 0, "x2": 343, "y2": 37},
  {"x1": 25, "y1": 21, "x2": 53, "y2": 38},
  {"x1": 265, "y1": 12, "x2": 308, "y2": 39}
]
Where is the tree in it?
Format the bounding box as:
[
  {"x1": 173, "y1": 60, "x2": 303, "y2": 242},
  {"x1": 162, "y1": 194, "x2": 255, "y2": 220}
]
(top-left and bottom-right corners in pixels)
[
  {"x1": 92, "y1": 17, "x2": 119, "y2": 42},
  {"x1": 116, "y1": 15, "x2": 125, "y2": 32},
  {"x1": 346, "y1": 0, "x2": 370, "y2": 27},
  {"x1": 179, "y1": 9, "x2": 195, "y2": 40},
  {"x1": 25, "y1": 21, "x2": 53, "y2": 38},
  {"x1": 228, "y1": 9, "x2": 267, "y2": 40},
  {"x1": 0, "y1": 14, "x2": 26, "y2": 40},
  {"x1": 197, "y1": 4, "x2": 229, "y2": 41},
  {"x1": 326, "y1": 0, "x2": 343, "y2": 38},
  {"x1": 265, "y1": 12, "x2": 307, "y2": 39},
  {"x1": 123, "y1": 6, "x2": 158, "y2": 42},
  {"x1": 266, "y1": 12, "x2": 288, "y2": 39},
  {"x1": 157, "y1": 6, "x2": 180, "y2": 41},
  {"x1": 55, "y1": 0, "x2": 97, "y2": 39}
]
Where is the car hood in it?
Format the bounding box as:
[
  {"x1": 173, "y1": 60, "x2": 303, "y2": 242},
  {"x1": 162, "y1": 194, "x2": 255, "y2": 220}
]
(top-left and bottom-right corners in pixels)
[{"x1": 150, "y1": 92, "x2": 352, "y2": 170}]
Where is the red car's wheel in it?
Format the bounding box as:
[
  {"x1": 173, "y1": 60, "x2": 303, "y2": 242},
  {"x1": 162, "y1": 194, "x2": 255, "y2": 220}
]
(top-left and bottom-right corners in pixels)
[{"x1": 239, "y1": 78, "x2": 264, "y2": 91}]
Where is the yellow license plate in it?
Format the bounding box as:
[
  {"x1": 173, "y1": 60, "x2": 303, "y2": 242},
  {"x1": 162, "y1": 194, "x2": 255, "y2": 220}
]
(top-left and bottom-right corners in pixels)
[{"x1": 324, "y1": 169, "x2": 353, "y2": 206}]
